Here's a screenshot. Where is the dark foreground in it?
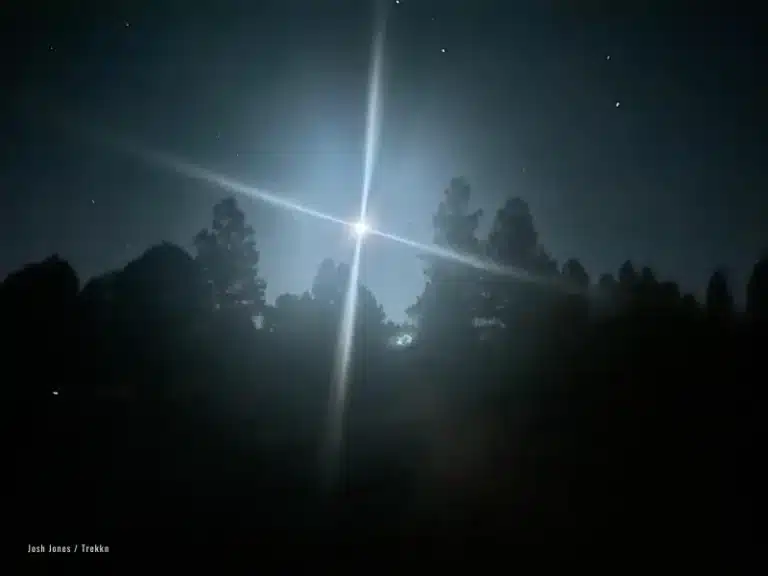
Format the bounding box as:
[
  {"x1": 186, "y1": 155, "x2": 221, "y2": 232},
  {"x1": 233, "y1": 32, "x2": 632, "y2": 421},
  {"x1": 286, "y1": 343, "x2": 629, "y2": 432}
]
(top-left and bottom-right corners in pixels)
[{"x1": 14, "y1": 321, "x2": 758, "y2": 569}]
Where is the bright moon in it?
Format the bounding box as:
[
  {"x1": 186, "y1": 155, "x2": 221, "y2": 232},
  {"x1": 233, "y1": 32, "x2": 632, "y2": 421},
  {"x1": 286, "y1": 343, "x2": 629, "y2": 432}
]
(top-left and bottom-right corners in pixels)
[{"x1": 353, "y1": 221, "x2": 369, "y2": 237}]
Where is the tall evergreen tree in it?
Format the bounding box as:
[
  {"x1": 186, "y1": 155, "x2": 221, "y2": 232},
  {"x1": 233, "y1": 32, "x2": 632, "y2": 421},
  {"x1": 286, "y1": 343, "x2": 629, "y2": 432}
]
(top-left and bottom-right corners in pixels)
[
  {"x1": 561, "y1": 258, "x2": 590, "y2": 290},
  {"x1": 482, "y1": 196, "x2": 559, "y2": 331},
  {"x1": 312, "y1": 257, "x2": 345, "y2": 309},
  {"x1": 559, "y1": 258, "x2": 591, "y2": 324},
  {"x1": 486, "y1": 197, "x2": 540, "y2": 269},
  {"x1": 310, "y1": 258, "x2": 386, "y2": 342},
  {"x1": 194, "y1": 197, "x2": 266, "y2": 318},
  {"x1": 407, "y1": 177, "x2": 484, "y2": 340},
  {"x1": 618, "y1": 260, "x2": 638, "y2": 292},
  {"x1": 705, "y1": 268, "x2": 734, "y2": 321}
]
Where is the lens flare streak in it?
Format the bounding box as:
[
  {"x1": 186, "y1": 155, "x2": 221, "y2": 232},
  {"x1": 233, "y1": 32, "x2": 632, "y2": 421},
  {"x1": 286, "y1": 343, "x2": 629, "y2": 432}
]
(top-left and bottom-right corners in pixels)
[
  {"x1": 137, "y1": 149, "x2": 351, "y2": 229},
  {"x1": 367, "y1": 227, "x2": 582, "y2": 294},
  {"x1": 325, "y1": 4, "x2": 389, "y2": 484},
  {"x1": 94, "y1": 4, "x2": 582, "y2": 486},
  {"x1": 131, "y1": 143, "x2": 575, "y2": 295}
]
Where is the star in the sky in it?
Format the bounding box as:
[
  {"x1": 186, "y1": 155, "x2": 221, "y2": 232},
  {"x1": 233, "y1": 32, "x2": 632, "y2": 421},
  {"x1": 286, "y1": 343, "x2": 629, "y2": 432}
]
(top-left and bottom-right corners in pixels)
[
  {"x1": 124, "y1": 21, "x2": 130, "y2": 28},
  {"x1": 615, "y1": 101, "x2": 621, "y2": 108},
  {"x1": 441, "y1": 48, "x2": 446, "y2": 53},
  {"x1": 606, "y1": 55, "x2": 611, "y2": 60}
]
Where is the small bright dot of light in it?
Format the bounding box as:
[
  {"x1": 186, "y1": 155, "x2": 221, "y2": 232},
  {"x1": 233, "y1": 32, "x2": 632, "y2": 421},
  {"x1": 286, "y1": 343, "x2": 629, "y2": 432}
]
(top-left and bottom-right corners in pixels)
[
  {"x1": 396, "y1": 334, "x2": 413, "y2": 346},
  {"x1": 441, "y1": 48, "x2": 446, "y2": 53},
  {"x1": 353, "y1": 221, "x2": 369, "y2": 237},
  {"x1": 52, "y1": 390, "x2": 59, "y2": 395},
  {"x1": 615, "y1": 101, "x2": 620, "y2": 107}
]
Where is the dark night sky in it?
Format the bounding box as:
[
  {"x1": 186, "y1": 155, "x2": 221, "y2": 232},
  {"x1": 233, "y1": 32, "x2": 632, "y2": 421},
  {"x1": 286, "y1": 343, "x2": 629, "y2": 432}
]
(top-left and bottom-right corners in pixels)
[{"x1": 2, "y1": 1, "x2": 766, "y2": 320}]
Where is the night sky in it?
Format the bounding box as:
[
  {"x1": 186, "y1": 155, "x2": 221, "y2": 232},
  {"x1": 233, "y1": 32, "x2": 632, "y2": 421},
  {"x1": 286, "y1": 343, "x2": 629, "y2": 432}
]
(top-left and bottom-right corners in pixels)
[{"x1": 2, "y1": 1, "x2": 765, "y2": 320}]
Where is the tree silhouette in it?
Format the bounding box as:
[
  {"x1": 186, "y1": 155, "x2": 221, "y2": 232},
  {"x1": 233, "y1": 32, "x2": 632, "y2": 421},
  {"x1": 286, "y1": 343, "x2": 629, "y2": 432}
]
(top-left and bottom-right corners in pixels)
[
  {"x1": 639, "y1": 266, "x2": 656, "y2": 287},
  {"x1": 81, "y1": 270, "x2": 121, "y2": 308},
  {"x1": 486, "y1": 197, "x2": 539, "y2": 269},
  {"x1": 623, "y1": 265, "x2": 657, "y2": 307},
  {"x1": 408, "y1": 177, "x2": 483, "y2": 341},
  {"x1": 2, "y1": 255, "x2": 80, "y2": 399},
  {"x1": 681, "y1": 293, "x2": 700, "y2": 316},
  {"x1": 559, "y1": 258, "x2": 591, "y2": 325},
  {"x1": 482, "y1": 197, "x2": 561, "y2": 334},
  {"x1": 312, "y1": 257, "x2": 345, "y2": 308},
  {"x1": 309, "y1": 258, "x2": 386, "y2": 343},
  {"x1": 746, "y1": 256, "x2": 768, "y2": 323},
  {"x1": 264, "y1": 291, "x2": 315, "y2": 338},
  {"x1": 4, "y1": 189, "x2": 759, "y2": 563},
  {"x1": 117, "y1": 243, "x2": 206, "y2": 326},
  {"x1": 355, "y1": 282, "x2": 386, "y2": 336},
  {"x1": 597, "y1": 273, "x2": 617, "y2": 294},
  {"x1": 533, "y1": 248, "x2": 560, "y2": 277},
  {"x1": 194, "y1": 197, "x2": 266, "y2": 318},
  {"x1": 657, "y1": 281, "x2": 681, "y2": 309},
  {"x1": 0, "y1": 254, "x2": 79, "y2": 309},
  {"x1": 705, "y1": 268, "x2": 734, "y2": 321},
  {"x1": 561, "y1": 258, "x2": 590, "y2": 290},
  {"x1": 618, "y1": 260, "x2": 637, "y2": 292}
]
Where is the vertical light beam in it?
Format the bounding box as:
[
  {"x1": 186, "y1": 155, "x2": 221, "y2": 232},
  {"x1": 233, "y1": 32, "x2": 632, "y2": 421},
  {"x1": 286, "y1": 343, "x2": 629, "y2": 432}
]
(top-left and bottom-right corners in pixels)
[
  {"x1": 359, "y1": 2, "x2": 386, "y2": 222},
  {"x1": 324, "y1": 3, "x2": 388, "y2": 487}
]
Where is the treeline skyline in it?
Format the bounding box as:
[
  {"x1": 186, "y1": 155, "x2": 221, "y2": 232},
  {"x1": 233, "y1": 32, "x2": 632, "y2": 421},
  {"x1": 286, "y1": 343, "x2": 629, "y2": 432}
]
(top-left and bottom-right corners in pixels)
[{"x1": 18, "y1": 176, "x2": 763, "y2": 328}]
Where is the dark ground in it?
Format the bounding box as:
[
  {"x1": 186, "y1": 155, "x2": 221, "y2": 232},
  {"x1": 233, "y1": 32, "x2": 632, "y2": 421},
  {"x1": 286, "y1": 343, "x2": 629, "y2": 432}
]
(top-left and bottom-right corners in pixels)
[{"x1": 8, "y1": 254, "x2": 760, "y2": 569}]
